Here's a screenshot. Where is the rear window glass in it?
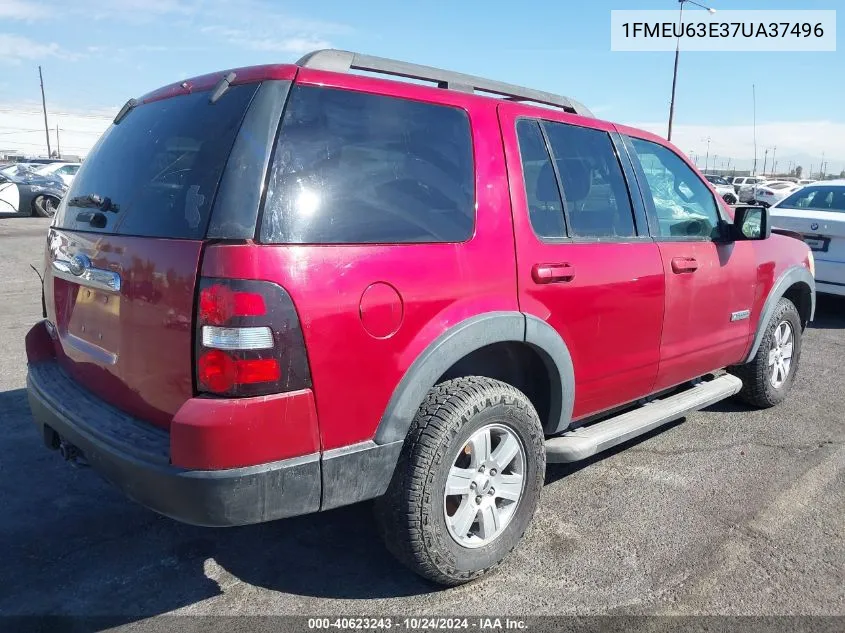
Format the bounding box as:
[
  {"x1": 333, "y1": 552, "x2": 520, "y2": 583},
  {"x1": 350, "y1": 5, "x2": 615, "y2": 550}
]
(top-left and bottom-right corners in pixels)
[
  {"x1": 53, "y1": 84, "x2": 258, "y2": 239},
  {"x1": 260, "y1": 85, "x2": 474, "y2": 244}
]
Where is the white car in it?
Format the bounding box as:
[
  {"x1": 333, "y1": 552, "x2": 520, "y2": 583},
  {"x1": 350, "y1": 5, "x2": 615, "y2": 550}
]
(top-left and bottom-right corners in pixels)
[
  {"x1": 752, "y1": 181, "x2": 801, "y2": 207},
  {"x1": 770, "y1": 180, "x2": 845, "y2": 297},
  {"x1": 34, "y1": 162, "x2": 81, "y2": 186},
  {"x1": 703, "y1": 174, "x2": 738, "y2": 204},
  {"x1": 737, "y1": 179, "x2": 792, "y2": 203}
]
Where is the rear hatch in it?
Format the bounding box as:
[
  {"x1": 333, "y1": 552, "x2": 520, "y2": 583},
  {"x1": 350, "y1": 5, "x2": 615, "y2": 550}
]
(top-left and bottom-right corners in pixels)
[{"x1": 44, "y1": 81, "x2": 263, "y2": 429}]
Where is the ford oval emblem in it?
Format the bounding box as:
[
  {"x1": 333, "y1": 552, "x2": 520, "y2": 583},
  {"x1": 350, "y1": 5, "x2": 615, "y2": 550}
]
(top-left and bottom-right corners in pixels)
[
  {"x1": 68, "y1": 254, "x2": 90, "y2": 277},
  {"x1": 810, "y1": 222, "x2": 819, "y2": 231}
]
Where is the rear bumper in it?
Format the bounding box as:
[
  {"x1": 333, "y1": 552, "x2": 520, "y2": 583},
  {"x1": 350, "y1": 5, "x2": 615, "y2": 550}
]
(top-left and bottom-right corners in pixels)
[{"x1": 26, "y1": 360, "x2": 321, "y2": 526}]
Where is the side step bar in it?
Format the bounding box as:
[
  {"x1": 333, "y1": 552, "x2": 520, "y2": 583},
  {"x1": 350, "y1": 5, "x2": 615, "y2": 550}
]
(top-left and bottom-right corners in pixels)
[{"x1": 545, "y1": 374, "x2": 743, "y2": 463}]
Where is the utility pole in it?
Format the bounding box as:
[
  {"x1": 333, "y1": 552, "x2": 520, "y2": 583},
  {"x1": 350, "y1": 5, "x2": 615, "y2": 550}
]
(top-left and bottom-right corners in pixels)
[
  {"x1": 770, "y1": 146, "x2": 776, "y2": 177},
  {"x1": 762, "y1": 148, "x2": 769, "y2": 175},
  {"x1": 820, "y1": 152, "x2": 826, "y2": 179},
  {"x1": 703, "y1": 137, "x2": 711, "y2": 173},
  {"x1": 38, "y1": 66, "x2": 52, "y2": 158},
  {"x1": 56, "y1": 125, "x2": 61, "y2": 159},
  {"x1": 667, "y1": 0, "x2": 684, "y2": 141},
  {"x1": 713, "y1": 154, "x2": 718, "y2": 174}
]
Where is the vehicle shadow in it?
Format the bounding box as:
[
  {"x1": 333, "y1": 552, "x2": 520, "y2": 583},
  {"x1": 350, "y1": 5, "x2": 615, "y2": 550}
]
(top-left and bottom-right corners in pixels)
[
  {"x1": 810, "y1": 293, "x2": 845, "y2": 329},
  {"x1": 0, "y1": 386, "x2": 435, "y2": 621},
  {"x1": 544, "y1": 418, "x2": 687, "y2": 486}
]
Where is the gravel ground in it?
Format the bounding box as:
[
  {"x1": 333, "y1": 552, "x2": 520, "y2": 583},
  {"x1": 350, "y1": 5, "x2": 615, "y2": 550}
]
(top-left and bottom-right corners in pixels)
[{"x1": 0, "y1": 217, "x2": 842, "y2": 626}]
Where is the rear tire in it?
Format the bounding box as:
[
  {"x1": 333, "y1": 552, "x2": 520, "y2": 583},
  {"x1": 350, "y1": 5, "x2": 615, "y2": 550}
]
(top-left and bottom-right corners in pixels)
[
  {"x1": 723, "y1": 193, "x2": 738, "y2": 205},
  {"x1": 729, "y1": 297, "x2": 802, "y2": 408},
  {"x1": 375, "y1": 377, "x2": 545, "y2": 586},
  {"x1": 32, "y1": 195, "x2": 58, "y2": 218}
]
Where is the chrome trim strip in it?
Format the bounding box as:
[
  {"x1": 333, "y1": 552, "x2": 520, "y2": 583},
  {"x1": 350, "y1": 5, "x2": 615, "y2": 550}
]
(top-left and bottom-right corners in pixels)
[
  {"x1": 64, "y1": 333, "x2": 118, "y2": 365},
  {"x1": 52, "y1": 259, "x2": 122, "y2": 293},
  {"x1": 731, "y1": 309, "x2": 751, "y2": 322}
]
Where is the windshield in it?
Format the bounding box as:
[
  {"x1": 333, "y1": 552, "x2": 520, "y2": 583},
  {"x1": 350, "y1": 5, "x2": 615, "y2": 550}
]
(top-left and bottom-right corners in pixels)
[
  {"x1": 706, "y1": 175, "x2": 729, "y2": 185},
  {"x1": 777, "y1": 186, "x2": 845, "y2": 212}
]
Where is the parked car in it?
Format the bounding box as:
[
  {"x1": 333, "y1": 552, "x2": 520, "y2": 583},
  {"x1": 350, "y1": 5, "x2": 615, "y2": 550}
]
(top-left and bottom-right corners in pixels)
[
  {"x1": 34, "y1": 162, "x2": 81, "y2": 186},
  {"x1": 704, "y1": 174, "x2": 738, "y2": 204},
  {"x1": 0, "y1": 164, "x2": 67, "y2": 217},
  {"x1": 738, "y1": 179, "x2": 791, "y2": 203},
  {"x1": 753, "y1": 181, "x2": 801, "y2": 207},
  {"x1": 731, "y1": 175, "x2": 766, "y2": 193},
  {"x1": 770, "y1": 181, "x2": 845, "y2": 296},
  {"x1": 24, "y1": 49, "x2": 815, "y2": 586}
]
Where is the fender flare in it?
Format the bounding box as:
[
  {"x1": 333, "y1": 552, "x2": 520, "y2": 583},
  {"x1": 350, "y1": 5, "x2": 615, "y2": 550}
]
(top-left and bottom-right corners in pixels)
[
  {"x1": 744, "y1": 265, "x2": 815, "y2": 364},
  {"x1": 374, "y1": 311, "x2": 576, "y2": 445}
]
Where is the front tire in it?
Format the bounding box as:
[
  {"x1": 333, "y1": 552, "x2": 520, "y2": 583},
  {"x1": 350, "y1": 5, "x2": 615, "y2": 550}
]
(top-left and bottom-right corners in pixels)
[
  {"x1": 375, "y1": 377, "x2": 545, "y2": 586},
  {"x1": 729, "y1": 297, "x2": 803, "y2": 408}
]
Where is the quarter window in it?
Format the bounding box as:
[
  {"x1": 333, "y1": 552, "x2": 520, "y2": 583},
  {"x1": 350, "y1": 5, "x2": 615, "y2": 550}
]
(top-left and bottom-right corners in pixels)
[
  {"x1": 630, "y1": 137, "x2": 721, "y2": 239},
  {"x1": 261, "y1": 86, "x2": 475, "y2": 244}
]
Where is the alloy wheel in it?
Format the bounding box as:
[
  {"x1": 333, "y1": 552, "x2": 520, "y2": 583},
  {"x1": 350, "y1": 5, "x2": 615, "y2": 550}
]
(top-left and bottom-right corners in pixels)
[
  {"x1": 444, "y1": 423, "x2": 526, "y2": 549},
  {"x1": 768, "y1": 321, "x2": 794, "y2": 389}
]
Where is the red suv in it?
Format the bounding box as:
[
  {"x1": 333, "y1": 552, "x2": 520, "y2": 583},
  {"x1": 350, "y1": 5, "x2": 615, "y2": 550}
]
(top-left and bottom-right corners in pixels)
[{"x1": 26, "y1": 50, "x2": 815, "y2": 586}]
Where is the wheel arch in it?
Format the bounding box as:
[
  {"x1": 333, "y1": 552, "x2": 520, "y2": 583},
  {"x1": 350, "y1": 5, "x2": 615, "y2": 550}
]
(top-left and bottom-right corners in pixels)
[
  {"x1": 744, "y1": 265, "x2": 815, "y2": 364},
  {"x1": 374, "y1": 312, "x2": 575, "y2": 445}
]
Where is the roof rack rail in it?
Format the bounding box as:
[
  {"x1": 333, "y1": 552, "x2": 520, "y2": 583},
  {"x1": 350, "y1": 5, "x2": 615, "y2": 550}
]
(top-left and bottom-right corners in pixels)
[{"x1": 295, "y1": 49, "x2": 594, "y2": 118}]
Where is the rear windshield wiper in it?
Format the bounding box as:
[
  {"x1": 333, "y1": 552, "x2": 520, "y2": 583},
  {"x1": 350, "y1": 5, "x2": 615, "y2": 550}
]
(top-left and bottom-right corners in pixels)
[
  {"x1": 68, "y1": 193, "x2": 119, "y2": 213},
  {"x1": 209, "y1": 72, "x2": 236, "y2": 104}
]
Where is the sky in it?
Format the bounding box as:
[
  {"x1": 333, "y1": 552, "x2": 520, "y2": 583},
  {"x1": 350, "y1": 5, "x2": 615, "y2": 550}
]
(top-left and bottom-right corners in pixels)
[{"x1": 0, "y1": 0, "x2": 842, "y2": 175}]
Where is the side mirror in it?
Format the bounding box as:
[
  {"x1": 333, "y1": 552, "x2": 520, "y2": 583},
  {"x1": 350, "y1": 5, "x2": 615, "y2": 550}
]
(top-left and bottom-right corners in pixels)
[{"x1": 732, "y1": 205, "x2": 771, "y2": 241}]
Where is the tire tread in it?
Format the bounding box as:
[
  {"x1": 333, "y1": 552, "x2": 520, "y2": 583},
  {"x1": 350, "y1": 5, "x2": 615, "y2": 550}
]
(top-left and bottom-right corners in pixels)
[{"x1": 375, "y1": 376, "x2": 544, "y2": 586}]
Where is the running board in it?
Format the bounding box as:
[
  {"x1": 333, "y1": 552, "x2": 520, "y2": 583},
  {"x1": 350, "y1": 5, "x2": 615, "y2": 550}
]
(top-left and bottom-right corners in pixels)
[{"x1": 545, "y1": 374, "x2": 743, "y2": 463}]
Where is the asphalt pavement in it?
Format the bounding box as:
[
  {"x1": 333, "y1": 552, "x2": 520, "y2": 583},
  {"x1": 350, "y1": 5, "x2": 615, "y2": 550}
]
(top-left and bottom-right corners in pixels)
[{"x1": 0, "y1": 217, "x2": 842, "y2": 624}]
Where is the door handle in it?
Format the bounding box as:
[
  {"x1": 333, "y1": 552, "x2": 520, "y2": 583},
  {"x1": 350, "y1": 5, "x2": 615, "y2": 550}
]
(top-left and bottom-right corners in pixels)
[
  {"x1": 671, "y1": 257, "x2": 699, "y2": 274},
  {"x1": 532, "y1": 263, "x2": 576, "y2": 284}
]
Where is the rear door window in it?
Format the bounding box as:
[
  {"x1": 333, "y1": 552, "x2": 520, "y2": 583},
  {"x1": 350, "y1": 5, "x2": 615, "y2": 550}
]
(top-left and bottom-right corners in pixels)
[
  {"x1": 53, "y1": 84, "x2": 258, "y2": 239},
  {"x1": 260, "y1": 85, "x2": 474, "y2": 244},
  {"x1": 515, "y1": 119, "x2": 636, "y2": 239},
  {"x1": 515, "y1": 119, "x2": 566, "y2": 238},
  {"x1": 544, "y1": 121, "x2": 636, "y2": 238}
]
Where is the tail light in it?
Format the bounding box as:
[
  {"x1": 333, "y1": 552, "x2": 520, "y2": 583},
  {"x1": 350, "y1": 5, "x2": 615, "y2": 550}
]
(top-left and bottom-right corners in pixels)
[{"x1": 195, "y1": 278, "x2": 311, "y2": 397}]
